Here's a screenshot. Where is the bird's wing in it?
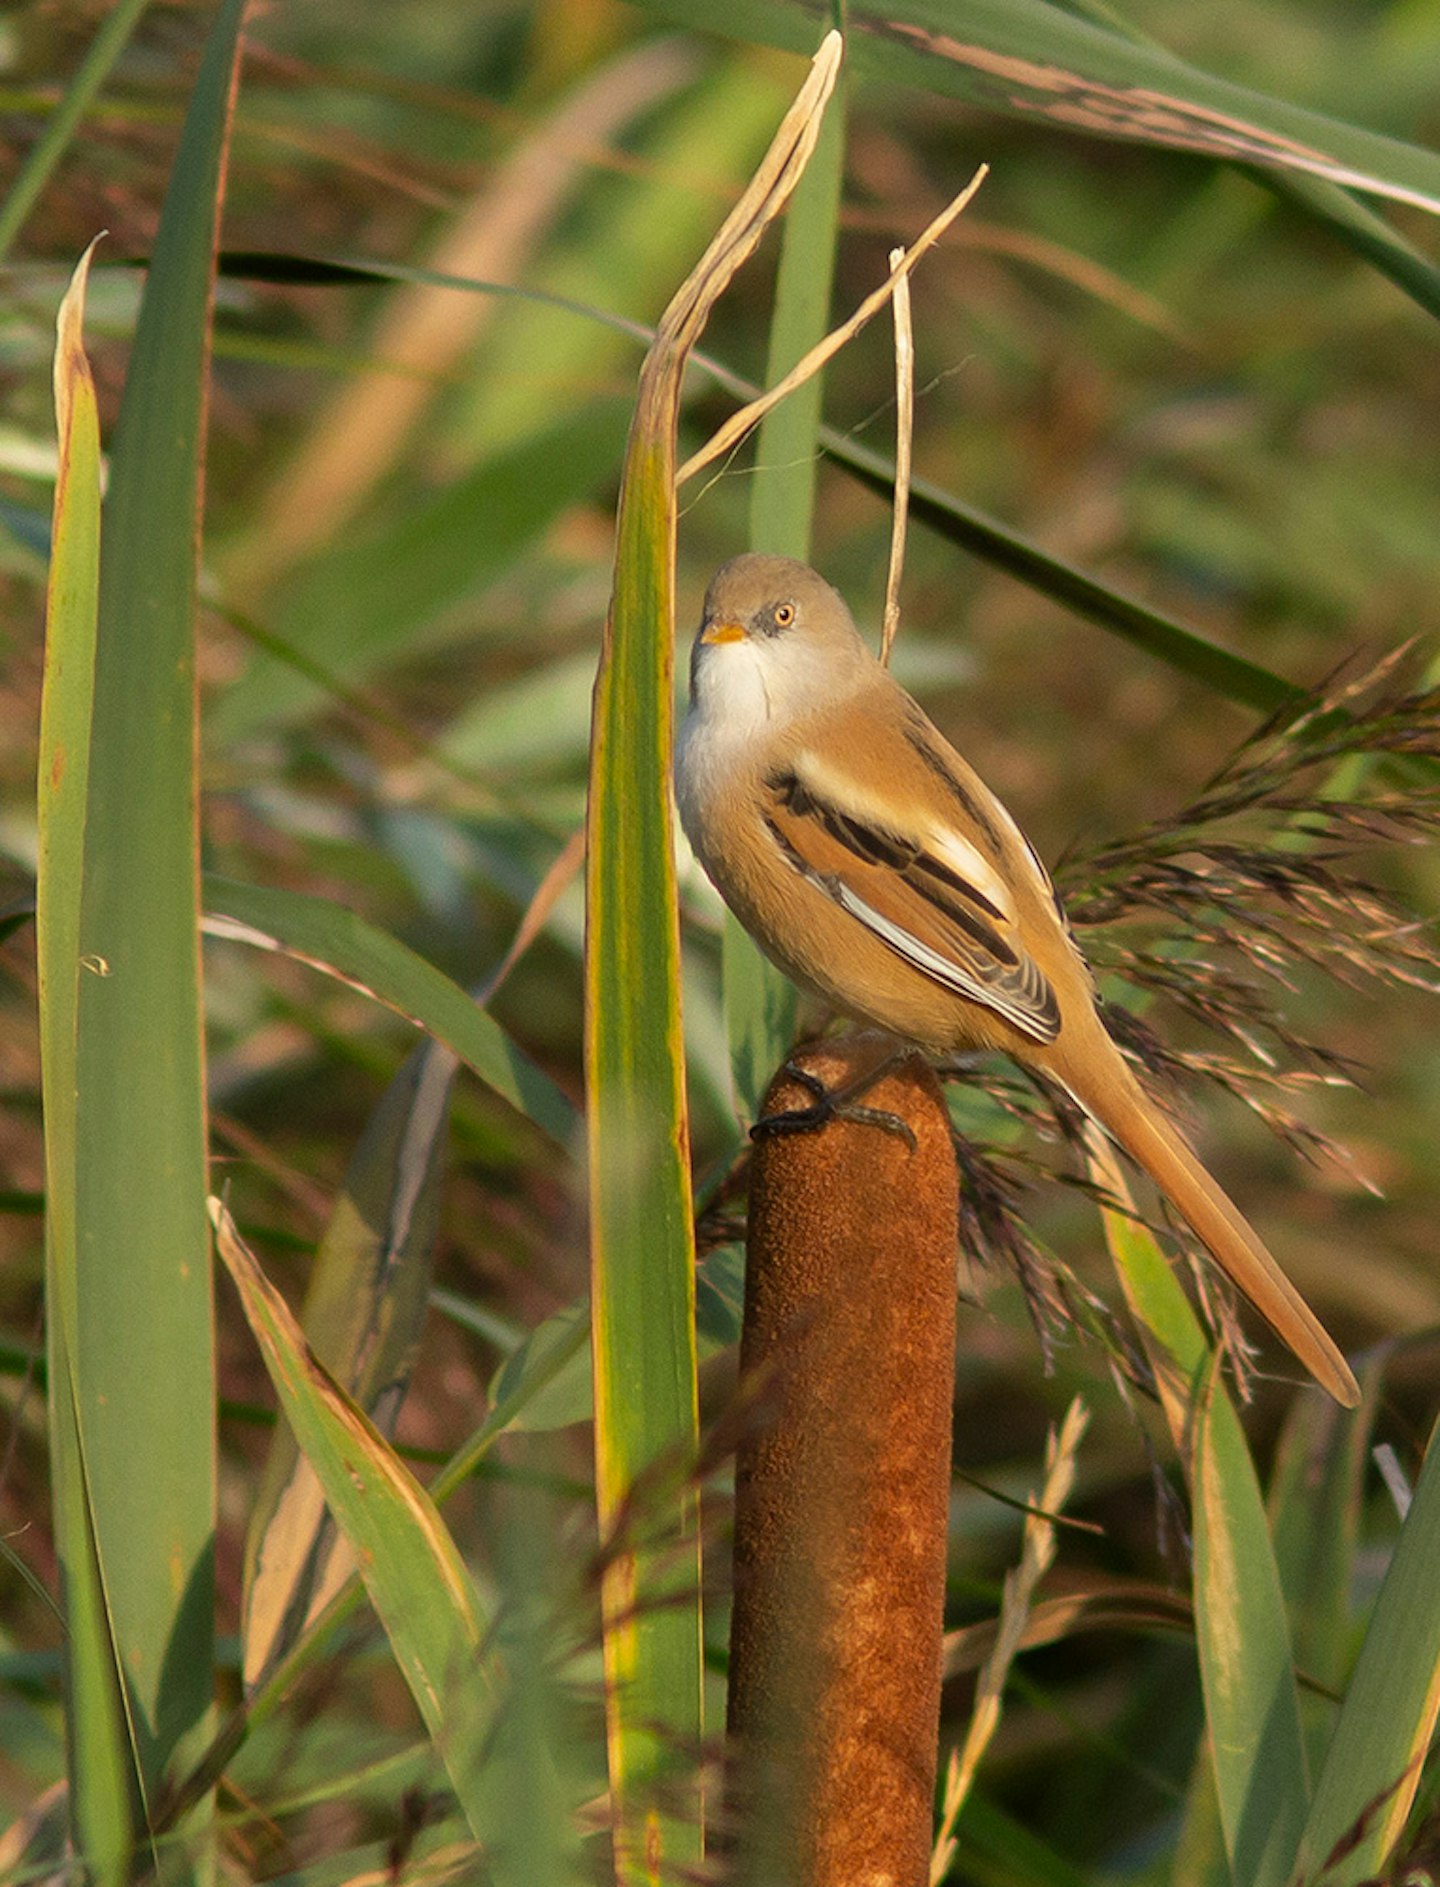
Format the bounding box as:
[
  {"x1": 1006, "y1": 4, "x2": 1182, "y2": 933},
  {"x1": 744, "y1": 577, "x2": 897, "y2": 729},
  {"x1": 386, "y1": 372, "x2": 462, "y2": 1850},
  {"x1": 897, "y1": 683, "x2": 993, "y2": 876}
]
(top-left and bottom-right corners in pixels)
[{"x1": 762, "y1": 751, "x2": 1060, "y2": 1043}]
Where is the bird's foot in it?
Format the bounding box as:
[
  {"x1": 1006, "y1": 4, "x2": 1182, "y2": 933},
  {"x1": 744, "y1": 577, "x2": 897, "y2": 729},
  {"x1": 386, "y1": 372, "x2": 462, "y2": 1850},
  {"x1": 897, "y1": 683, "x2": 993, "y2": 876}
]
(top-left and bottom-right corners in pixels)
[{"x1": 750, "y1": 1057, "x2": 918, "y2": 1153}]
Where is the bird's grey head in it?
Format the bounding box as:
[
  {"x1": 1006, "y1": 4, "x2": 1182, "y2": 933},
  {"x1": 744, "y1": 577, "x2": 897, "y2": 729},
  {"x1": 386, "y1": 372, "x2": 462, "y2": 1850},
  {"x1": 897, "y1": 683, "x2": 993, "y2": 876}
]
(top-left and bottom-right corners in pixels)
[{"x1": 688, "y1": 553, "x2": 873, "y2": 712}]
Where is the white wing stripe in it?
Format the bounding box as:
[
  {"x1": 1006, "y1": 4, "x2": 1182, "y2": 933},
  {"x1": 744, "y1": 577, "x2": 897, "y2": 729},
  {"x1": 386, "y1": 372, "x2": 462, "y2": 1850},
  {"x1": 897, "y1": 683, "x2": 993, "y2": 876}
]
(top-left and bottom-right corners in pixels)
[
  {"x1": 831, "y1": 882, "x2": 1053, "y2": 1041},
  {"x1": 795, "y1": 748, "x2": 1014, "y2": 921}
]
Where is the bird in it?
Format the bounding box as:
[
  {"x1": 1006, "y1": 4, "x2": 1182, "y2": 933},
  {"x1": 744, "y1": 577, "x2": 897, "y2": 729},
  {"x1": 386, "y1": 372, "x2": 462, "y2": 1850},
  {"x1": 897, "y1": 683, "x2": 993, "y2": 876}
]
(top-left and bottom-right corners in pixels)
[{"x1": 674, "y1": 552, "x2": 1359, "y2": 1408}]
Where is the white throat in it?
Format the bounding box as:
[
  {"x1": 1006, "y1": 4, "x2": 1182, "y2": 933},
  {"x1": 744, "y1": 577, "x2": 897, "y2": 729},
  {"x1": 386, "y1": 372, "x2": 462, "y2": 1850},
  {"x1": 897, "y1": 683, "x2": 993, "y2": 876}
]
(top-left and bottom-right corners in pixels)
[
  {"x1": 674, "y1": 629, "x2": 873, "y2": 849},
  {"x1": 691, "y1": 634, "x2": 781, "y2": 735},
  {"x1": 675, "y1": 638, "x2": 777, "y2": 837}
]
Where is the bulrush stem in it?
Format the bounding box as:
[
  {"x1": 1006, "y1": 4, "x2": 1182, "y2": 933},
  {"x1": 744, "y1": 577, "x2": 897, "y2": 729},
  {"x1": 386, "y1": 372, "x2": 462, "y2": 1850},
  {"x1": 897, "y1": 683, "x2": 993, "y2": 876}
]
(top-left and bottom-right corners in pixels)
[{"x1": 727, "y1": 1039, "x2": 959, "y2": 1887}]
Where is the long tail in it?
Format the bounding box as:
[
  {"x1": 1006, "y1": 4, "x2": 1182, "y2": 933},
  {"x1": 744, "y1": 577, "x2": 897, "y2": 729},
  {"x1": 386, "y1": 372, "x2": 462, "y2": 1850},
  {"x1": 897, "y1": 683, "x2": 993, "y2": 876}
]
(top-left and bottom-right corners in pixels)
[{"x1": 1065, "y1": 1047, "x2": 1358, "y2": 1408}]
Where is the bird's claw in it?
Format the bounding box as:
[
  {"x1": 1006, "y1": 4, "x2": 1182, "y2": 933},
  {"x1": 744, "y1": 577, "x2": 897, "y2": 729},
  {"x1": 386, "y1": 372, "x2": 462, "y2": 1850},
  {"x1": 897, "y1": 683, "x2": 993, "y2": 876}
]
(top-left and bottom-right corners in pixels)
[{"x1": 750, "y1": 1059, "x2": 918, "y2": 1153}]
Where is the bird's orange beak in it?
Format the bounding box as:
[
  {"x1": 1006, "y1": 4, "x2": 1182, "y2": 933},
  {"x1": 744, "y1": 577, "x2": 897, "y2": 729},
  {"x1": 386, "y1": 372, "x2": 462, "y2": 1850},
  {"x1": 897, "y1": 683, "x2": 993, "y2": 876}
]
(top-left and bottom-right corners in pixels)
[{"x1": 700, "y1": 617, "x2": 747, "y2": 645}]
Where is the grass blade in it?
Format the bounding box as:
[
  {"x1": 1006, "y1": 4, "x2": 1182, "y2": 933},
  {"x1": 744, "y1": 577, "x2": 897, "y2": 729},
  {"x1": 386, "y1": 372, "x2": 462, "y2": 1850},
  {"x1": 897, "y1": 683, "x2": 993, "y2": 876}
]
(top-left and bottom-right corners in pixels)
[
  {"x1": 202, "y1": 874, "x2": 577, "y2": 1147},
  {"x1": 640, "y1": 0, "x2": 1440, "y2": 213},
  {"x1": 677, "y1": 321, "x2": 1301, "y2": 709},
  {"x1": 242, "y1": 1039, "x2": 455, "y2": 1692},
  {"x1": 1092, "y1": 1148, "x2": 1309, "y2": 1887},
  {"x1": 588, "y1": 409, "x2": 704, "y2": 1875},
  {"x1": 1190, "y1": 1378, "x2": 1308, "y2": 1887},
  {"x1": 38, "y1": 242, "x2": 135, "y2": 1887},
  {"x1": 1254, "y1": 169, "x2": 1440, "y2": 323},
  {"x1": 39, "y1": 1, "x2": 247, "y2": 1866},
  {"x1": 465, "y1": 54, "x2": 797, "y2": 461},
  {"x1": 212, "y1": 1202, "x2": 503, "y2": 1845},
  {"x1": 585, "y1": 32, "x2": 842, "y2": 1875},
  {"x1": 1046, "y1": 0, "x2": 1440, "y2": 322},
  {"x1": 1268, "y1": 1374, "x2": 1377, "y2": 1776},
  {"x1": 1294, "y1": 1417, "x2": 1440, "y2": 1885}
]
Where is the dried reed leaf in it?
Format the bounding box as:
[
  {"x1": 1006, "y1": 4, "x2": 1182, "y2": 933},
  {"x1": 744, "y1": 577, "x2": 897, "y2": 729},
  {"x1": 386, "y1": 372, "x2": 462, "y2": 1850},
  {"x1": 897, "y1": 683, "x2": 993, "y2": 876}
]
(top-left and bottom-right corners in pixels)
[{"x1": 930, "y1": 1399, "x2": 1090, "y2": 1883}]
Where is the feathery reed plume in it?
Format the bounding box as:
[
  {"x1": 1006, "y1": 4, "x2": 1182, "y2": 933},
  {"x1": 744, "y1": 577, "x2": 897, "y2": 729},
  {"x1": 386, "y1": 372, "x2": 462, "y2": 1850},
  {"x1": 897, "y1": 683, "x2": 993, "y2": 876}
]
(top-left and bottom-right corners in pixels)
[{"x1": 938, "y1": 651, "x2": 1440, "y2": 1363}]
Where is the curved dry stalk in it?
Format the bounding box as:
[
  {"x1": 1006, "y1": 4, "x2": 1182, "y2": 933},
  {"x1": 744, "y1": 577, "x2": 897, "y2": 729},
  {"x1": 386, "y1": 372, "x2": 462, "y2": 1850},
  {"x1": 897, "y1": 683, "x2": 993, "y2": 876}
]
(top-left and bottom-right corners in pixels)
[
  {"x1": 880, "y1": 243, "x2": 914, "y2": 668},
  {"x1": 676, "y1": 163, "x2": 988, "y2": 488},
  {"x1": 930, "y1": 1398, "x2": 1090, "y2": 1885},
  {"x1": 588, "y1": 30, "x2": 845, "y2": 1875}
]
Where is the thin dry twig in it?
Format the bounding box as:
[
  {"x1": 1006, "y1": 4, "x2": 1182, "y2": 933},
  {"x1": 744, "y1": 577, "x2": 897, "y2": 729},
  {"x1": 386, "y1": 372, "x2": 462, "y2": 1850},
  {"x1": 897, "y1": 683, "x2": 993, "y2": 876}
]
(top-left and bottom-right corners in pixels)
[
  {"x1": 930, "y1": 1398, "x2": 1090, "y2": 1883},
  {"x1": 675, "y1": 163, "x2": 988, "y2": 488},
  {"x1": 880, "y1": 243, "x2": 913, "y2": 667}
]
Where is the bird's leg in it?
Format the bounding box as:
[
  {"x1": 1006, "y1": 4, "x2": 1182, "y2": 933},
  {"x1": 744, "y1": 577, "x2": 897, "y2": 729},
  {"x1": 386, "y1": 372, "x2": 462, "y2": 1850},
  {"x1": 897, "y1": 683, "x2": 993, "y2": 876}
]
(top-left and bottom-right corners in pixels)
[{"x1": 751, "y1": 1046, "x2": 920, "y2": 1152}]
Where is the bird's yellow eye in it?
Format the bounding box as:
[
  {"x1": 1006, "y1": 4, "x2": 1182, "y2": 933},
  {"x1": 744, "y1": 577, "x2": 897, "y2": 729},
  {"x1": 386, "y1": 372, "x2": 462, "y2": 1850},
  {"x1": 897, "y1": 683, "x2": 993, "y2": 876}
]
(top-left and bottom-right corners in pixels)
[{"x1": 773, "y1": 602, "x2": 795, "y2": 628}]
